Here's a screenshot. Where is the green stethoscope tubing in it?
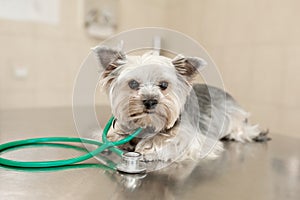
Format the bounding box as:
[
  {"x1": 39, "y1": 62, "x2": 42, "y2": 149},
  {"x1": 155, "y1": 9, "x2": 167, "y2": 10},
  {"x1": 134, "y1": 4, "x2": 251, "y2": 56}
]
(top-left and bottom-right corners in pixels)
[
  {"x1": 0, "y1": 143, "x2": 115, "y2": 172},
  {"x1": 0, "y1": 116, "x2": 143, "y2": 169}
]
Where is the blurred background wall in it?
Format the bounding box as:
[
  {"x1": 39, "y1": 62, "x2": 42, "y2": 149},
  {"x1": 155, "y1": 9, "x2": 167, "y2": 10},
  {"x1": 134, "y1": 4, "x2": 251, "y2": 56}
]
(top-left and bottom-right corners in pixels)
[{"x1": 0, "y1": 0, "x2": 299, "y2": 137}]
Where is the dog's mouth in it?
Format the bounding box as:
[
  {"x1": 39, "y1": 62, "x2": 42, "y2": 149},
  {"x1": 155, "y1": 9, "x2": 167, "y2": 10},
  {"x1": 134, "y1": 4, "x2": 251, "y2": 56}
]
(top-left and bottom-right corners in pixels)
[
  {"x1": 144, "y1": 110, "x2": 156, "y2": 114},
  {"x1": 129, "y1": 110, "x2": 156, "y2": 118}
]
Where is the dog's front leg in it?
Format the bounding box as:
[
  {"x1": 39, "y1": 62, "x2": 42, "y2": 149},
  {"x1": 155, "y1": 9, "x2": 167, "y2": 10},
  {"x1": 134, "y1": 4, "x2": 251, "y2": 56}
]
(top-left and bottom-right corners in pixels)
[
  {"x1": 107, "y1": 129, "x2": 137, "y2": 152},
  {"x1": 135, "y1": 133, "x2": 180, "y2": 162}
]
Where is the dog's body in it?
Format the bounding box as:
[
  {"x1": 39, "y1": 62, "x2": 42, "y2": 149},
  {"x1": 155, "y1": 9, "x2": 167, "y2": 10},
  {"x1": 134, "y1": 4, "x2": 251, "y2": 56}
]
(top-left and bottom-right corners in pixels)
[{"x1": 93, "y1": 46, "x2": 269, "y2": 162}]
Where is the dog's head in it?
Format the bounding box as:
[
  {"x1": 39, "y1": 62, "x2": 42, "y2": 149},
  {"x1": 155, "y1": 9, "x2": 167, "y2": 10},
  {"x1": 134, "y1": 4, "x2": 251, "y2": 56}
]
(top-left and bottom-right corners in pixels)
[{"x1": 93, "y1": 46, "x2": 207, "y2": 132}]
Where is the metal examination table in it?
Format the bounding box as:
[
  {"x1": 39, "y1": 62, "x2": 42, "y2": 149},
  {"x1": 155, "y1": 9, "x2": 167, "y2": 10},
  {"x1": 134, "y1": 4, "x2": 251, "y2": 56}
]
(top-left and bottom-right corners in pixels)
[{"x1": 0, "y1": 107, "x2": 299, "y2": 200}]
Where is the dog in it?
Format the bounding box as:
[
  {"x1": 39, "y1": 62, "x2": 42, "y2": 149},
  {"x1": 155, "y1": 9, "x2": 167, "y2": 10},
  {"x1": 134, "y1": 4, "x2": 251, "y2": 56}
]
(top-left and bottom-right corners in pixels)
[{"x1": 92, "y1": 46, "x2": 270, "y2": 162}]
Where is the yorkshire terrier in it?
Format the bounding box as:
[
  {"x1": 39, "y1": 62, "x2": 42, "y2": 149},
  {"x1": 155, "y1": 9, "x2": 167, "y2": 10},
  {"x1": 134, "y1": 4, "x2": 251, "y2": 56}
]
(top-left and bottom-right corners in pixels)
[{"x1": 92, "y1": 46, "x2": 269, "y2": 162}]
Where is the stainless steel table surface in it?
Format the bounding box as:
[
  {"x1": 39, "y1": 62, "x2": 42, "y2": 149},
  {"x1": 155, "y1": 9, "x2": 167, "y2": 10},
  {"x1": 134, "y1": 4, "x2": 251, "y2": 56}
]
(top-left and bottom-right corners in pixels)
[{"x1": 0, "y1": 107, "x2": 299, "y2": 200}]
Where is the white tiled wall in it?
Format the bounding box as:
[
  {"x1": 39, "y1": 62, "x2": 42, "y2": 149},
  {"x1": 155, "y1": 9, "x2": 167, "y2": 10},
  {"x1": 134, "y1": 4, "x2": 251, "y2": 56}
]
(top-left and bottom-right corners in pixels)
[{"x1": 0, "y1": 0, "x2": 100, "y2": 109}]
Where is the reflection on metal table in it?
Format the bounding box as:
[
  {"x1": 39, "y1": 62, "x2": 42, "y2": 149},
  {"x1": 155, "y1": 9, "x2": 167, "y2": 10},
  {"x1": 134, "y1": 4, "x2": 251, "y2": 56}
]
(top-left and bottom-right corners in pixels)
[{"x1": 0, "y1": 107, "x2": 299, "y2": 200}]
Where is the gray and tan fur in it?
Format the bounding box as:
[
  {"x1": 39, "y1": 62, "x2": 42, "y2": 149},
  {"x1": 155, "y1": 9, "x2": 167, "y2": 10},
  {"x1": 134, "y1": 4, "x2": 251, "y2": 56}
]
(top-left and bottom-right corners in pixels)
[{"x1": 93, "y1": 46, "x2": 269, "y2": 162}]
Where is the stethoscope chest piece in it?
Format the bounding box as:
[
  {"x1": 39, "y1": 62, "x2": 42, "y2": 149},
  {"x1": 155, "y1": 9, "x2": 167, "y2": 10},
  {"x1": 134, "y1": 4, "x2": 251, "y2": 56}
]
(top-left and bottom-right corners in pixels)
[{"x1": 117, "y1": 152, "x2": 146, "y2": 174}]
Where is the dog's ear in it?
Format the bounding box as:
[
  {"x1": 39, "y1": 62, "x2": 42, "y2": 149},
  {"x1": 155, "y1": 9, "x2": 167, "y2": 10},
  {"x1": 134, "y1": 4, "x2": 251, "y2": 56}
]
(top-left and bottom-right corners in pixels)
[
  {"x1": 172, "y1": 54, "x2": 207, "y2": 81},
  {"x1": 92, "y1": 46, "x2": 126, "y2": 78}
]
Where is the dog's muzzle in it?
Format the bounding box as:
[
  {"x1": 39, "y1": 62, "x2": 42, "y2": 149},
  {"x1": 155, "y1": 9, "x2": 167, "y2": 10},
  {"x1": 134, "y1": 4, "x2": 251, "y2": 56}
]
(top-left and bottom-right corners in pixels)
[{"x1": 143, "y1": 99, "x2": 158, "y2": 110}]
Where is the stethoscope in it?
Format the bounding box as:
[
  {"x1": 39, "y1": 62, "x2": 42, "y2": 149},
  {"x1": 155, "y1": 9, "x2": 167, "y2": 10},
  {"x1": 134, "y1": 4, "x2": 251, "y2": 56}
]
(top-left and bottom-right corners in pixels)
[{"x1": 0, "y1": 116, "x2": 147, "y2": 174}]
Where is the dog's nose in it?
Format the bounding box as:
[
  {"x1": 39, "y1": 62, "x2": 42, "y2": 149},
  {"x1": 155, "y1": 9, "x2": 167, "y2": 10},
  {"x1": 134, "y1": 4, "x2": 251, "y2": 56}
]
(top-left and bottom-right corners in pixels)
[{"x1": 143, "y1": 99, "x2": 158, "y2": 109}]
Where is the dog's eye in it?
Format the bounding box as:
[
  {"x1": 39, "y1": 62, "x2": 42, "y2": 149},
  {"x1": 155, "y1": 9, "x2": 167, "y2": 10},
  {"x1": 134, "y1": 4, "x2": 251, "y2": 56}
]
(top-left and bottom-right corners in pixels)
[
  {"x1": 128, "y1": 80, "x2": 140, "y2": 90},
  {"x1": 158, "y1": 81, "x2": 168, "y2": 90}
]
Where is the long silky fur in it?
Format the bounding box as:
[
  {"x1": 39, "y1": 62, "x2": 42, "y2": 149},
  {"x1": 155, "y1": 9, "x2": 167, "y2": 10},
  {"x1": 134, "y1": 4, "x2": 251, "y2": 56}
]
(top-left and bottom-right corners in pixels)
[{"x1": 94, "y1": 47, "x2": 266, "y2": 162}]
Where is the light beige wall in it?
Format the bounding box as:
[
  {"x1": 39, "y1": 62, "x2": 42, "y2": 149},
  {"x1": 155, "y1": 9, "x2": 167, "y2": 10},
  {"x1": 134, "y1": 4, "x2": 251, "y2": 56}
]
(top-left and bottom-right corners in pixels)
[
  {"x1": 118, "y1": 0, "x2": 167, "y2": 29},
  {"x1": 0, "y1": 0, "x2": 299, "y2": 137},
  {"x1": 0, "y1": 0, "x2": 100, "y2": 109},
  {"x1": 164, "y1": 0, "x2": 300, "y2": 137}
]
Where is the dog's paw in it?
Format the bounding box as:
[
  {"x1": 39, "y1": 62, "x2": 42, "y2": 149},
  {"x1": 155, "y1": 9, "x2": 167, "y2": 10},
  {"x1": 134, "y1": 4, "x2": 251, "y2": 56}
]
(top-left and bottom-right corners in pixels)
[
  {"x1": 135, "y1": 141, "x2": 160, "y2": 162},
  {"x1": 136, "y1": 148, "x2": 172, "y2": 162},
  {"x1": 253, "y1": 129, "x2": 271, "y2": 142},
  {"x1": 135, "y1": 146, "x2": 157, "y2": 162},
  {"x1": 140, "y1": 152, "x2": 159, "y2": 162}
]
